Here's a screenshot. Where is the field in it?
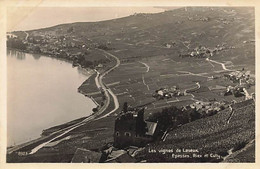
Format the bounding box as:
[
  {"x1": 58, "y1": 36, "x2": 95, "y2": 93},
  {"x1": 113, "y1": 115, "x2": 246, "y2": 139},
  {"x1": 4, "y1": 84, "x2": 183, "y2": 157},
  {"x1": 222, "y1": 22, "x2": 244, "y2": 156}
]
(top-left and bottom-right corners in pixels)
[
  {"x1": 14, "y1": 7, "x2": 255, "y2": 115},
  {"x1": 80, "y1": 7, "x2": 254, "y2": 113}
]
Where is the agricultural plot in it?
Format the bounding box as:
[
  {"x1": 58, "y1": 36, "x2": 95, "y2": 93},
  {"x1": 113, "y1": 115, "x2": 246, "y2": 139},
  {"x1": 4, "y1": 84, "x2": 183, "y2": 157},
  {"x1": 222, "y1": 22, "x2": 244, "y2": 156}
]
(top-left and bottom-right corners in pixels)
[
  {"x1": 100, "y1": 45, "x2": 251, "y2": 118},
  {"x1": 7, "y1": 6, "x2": 255, "y2": 163},
  {"x1": 146, "y1": 100, "x2": 255, "y2": 162}
]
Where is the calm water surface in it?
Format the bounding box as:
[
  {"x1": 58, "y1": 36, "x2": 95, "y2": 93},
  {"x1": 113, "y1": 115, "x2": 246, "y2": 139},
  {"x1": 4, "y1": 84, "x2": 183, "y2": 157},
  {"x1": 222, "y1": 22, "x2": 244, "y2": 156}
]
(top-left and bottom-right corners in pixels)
[{"x1": 7, "y1": 50, "x2": 95, "y2": 146}]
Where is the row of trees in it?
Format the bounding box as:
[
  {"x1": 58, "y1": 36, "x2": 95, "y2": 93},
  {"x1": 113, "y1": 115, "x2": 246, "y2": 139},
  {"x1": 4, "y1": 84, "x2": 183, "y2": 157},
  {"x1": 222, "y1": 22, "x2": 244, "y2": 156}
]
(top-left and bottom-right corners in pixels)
[{"x1": 74, "y1": 54, "x2": 108, "y2": 68}]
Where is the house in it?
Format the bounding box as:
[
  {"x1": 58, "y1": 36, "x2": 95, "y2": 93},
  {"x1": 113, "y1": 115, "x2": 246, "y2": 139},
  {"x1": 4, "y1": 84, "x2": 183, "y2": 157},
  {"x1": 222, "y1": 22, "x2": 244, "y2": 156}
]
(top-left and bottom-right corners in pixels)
[
  {"x1": 154, "y1": 86, "x2": 182, "y2": 99},
  {"x1": 165, "y1": 43, "x2": 172, "y2": 48},
  {"x1": 114, "y1": 108, "x2": 158, "y2": 148},
  {"x1": 6, "y1": 33, "x2": 17, "y2": 38},
  {"x1": 157, "y1": 90, "x2": 164, "y2": 96},
  {"x1": 97, "y1": 64, "x2": 103, "y2": 68}
]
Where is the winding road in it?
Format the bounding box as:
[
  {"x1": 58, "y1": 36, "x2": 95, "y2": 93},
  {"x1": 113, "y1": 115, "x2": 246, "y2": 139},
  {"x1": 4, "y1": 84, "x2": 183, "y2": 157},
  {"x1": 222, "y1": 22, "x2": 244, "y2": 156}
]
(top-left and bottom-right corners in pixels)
[
  {"x1": 8, "y1": 50, "x2": 121, "y2": 155},
  {"x1": 206, "y1": 58, "x2": 231, "y2": 71},
  {"x1": 185, "y1": 82, "x2": 201, "y2": 94},
  {"x1": 95, "y1": 50, "x2": 120, "y2": 120},
  {"x1": 139, "y1": 61, "x2": 150, "y2": 72},
  {"x1": 24, "y1": 31, "x2": 29, "y2": 41},
  {"x1": 9, "y1": 54, "x2": 231, "y2": 155}
]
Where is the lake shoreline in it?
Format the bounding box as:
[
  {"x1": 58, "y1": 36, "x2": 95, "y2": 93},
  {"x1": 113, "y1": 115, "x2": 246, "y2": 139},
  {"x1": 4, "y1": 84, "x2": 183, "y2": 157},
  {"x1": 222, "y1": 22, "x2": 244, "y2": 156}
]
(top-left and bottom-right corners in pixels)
[{"x1": 7, "y1": 48, "x2": 99, "y2": 149}]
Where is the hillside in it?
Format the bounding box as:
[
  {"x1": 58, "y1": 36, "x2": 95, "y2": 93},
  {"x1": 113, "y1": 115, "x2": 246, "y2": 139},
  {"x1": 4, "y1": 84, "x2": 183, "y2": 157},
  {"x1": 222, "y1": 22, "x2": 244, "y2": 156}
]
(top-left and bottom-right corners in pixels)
[
  {"x1": 7, "y1": 7, "x2": 255, "y2": 163},
  {"x1": 11, "y1": 7, "x2": 254, "y2": 69},
  {"x1": 145, "y1": 100, "x2": 255, "y2": 162},
  {"x1": 20, "y1": 7, "x2": 254, "y2": 71}
]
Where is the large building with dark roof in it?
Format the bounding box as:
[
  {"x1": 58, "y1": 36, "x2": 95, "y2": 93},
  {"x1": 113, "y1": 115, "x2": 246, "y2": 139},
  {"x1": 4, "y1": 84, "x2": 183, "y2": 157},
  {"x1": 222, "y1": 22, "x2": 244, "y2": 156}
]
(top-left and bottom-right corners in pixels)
[{"x1": 114, "y1": 108, "x2": 158, "y2": 148}]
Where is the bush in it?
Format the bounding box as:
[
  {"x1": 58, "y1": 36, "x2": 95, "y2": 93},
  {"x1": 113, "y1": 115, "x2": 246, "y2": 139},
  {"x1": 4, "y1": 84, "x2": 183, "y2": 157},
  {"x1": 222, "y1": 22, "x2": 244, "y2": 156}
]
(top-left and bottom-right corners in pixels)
[
  {"x1": 233, "y1": 141, "x2": 248, "y2": 152},
  {"x1": 92, "y1": 107, "x2": 98, "y2": 113}
]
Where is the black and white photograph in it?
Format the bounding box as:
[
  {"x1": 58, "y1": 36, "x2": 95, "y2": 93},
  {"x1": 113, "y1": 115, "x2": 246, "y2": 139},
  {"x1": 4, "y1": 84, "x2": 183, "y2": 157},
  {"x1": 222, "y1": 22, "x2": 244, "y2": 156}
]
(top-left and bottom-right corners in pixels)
[{"x1": 0, "y1": 0, "x2": 258, "y2": 166}]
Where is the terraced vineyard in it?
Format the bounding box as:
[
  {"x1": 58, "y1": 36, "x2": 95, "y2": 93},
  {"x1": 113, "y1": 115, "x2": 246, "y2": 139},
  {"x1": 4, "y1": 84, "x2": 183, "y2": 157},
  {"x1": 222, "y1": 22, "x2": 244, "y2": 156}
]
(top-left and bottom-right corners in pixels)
[{"x1": 145, "y1": 100, "x2": 255, "y2": 162}]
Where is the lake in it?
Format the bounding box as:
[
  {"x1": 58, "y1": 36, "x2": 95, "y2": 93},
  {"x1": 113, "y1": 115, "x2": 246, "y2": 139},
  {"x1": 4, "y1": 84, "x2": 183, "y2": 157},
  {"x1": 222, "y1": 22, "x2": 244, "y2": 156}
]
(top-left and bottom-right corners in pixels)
[{"x1": 7, "y1": 50, "x2": 96, "y2": 146}]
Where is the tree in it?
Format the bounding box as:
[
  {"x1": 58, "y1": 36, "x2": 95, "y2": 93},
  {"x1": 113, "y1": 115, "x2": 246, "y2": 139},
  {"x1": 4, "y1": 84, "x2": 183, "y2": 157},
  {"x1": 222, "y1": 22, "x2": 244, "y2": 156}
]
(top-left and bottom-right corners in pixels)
[
  {"x1": 123, "y1": 102, "x2": 128, "y2": 113},
  {"x1": 92, "y1": 107, "x2": 98, "y2": 113}
]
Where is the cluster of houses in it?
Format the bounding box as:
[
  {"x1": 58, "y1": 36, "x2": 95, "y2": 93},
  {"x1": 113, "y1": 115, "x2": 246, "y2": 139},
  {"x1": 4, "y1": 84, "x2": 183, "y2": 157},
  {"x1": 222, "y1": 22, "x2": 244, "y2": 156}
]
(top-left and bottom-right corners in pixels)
[
  {"x1": 163, "y1": 41, "x2": 176, "y2": 48},
  {"x1": 10, "y1": 32, "x2": 110, "y2": 69},
  {"x1": 26, "y1": 34, "x2": 92, "y2": 53},
  {"x1": 224, "y1": 70, "x2": 255, "y2": 86},
  {"x1": 224, "y1": 85, "x2": 249, "y2": 98},
  {"x1": 19, "y1": 30, "x2": 101, "y2": 53},
  {"x1": 153, "y1": 86, "x2": 185, "y2": 99},
  {"x1": 186, "y1": 100, "x2": 226, "y2": 116},
  {"x1": 187, "y1": 16, "x2": 210, "y2": 22},
  {"x1": 179, "y1": 44, "x2": 228, "y2": 58},
  {"x1": 222, "y1": 70, "x2": 255, "y2": 99}
]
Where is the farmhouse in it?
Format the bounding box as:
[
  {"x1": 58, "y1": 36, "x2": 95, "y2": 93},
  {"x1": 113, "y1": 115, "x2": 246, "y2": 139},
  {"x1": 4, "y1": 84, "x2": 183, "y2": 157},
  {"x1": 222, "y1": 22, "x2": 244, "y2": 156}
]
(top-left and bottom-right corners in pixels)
[
  {"x1": 114, "y1": 108, "x2": 158, "y2": 148},
  {"x1": 189, "y1": 101, "x2": 225, "y2": 115},
  {"x1": 154, "y1": 86, "x2": 184, "y2": 99},
  {"x1": 225, "y1": 70, "x2": 252, "y2": 83},
  {"x1": 224, "y1": 85, "x2": 246, "y2": 97}
]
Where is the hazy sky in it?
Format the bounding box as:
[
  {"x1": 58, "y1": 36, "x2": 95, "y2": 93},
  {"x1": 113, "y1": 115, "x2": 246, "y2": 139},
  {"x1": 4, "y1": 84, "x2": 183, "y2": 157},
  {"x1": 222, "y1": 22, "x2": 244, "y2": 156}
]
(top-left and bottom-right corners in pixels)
[{"x1": 7, "y1": 7, "x2": 170, "y2": 32}]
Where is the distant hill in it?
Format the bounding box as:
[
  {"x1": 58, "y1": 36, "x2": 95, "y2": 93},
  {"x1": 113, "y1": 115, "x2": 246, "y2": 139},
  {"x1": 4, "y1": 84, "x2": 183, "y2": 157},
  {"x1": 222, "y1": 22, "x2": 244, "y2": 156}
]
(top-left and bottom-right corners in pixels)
[{"x1": 14, "y1": 7, "x2": 254, "y2": 72}]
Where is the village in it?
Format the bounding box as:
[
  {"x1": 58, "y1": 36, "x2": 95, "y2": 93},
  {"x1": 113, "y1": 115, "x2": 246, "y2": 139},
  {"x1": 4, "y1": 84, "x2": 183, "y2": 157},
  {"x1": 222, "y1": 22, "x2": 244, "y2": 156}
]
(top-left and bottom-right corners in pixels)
[
  {"x1": 7, "y1": 31, "x2": 111, "y2": 69},
  {"x1": 6, "y1": 7, "x2": 255, "y2": 163},
  {"x1": 179, "y1": 43, "x2": 234, "y2": 58},
  {"x1": 7, "y1": 29, "x2": 255, "y2": 162}
]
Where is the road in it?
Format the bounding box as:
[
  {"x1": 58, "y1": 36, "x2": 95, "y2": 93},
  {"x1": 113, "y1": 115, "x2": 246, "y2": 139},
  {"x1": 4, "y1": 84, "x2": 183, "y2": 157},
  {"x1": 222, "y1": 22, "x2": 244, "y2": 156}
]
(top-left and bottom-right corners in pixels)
[
  {"x1": 8, "y1": 50, "x2": 121, "y2": 155},
  {"x1": 95, "y1": 88, "x2": 119, "y2": 120},
  {"x1": 94, "y1": 70, "x2": 101, "y2": 88},
  {"x1": 24, "y1": 31, "x2": 29, "y2": 41},
  {"x1": 29, "y1": 123, "x2": 86, "y2": 154},
  {"x1": 185, "y1": 82, "x2": 201, "y2": 94},
  {"x1": 177, "y1": 70, "x2": 211, "y2": 78},
  {"x1": 139, "y1": 61, "x2": 150, "y2": 72},
  {"x1": 142, "y1": 75, "x2": 150, "y2": 91},
  {"x1": 95, "y1": 50, "x2": 120, "y2": 120},
  {"x1": 206, "y1": 58, "x2": 231, "y2": 71}
]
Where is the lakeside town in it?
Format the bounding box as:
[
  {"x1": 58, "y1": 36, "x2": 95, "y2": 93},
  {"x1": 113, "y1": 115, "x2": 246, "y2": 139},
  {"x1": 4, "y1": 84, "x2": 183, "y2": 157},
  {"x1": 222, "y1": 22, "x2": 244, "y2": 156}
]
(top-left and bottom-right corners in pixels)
[{"x1": 6, "y1": 7, "x2": 255, "y2": 163}]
